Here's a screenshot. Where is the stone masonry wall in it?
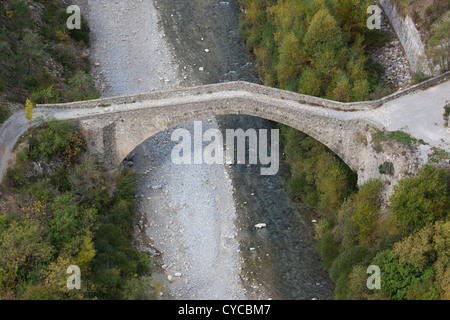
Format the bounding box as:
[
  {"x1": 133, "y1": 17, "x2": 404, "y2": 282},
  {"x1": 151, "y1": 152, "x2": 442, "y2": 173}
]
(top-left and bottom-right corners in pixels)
[{"x1": 378, "y1": 0, "x2": 429, "y2": 73}]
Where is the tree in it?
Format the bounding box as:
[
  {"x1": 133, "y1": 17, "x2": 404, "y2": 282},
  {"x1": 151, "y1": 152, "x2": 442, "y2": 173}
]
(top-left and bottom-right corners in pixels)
[
  {"x1": 25, "y1": 98, "x2": 33, "y2": 126},
  {"x1": 6, "y1": 0, "x2": 32, "y2": 38},
  {"x1": 16, "y1": 33, "x2": 47, "y2": 86},
  {"x1": 0, "y1": 38, "x2": 14, "y2": 85},
  {"x1": 427, "y1": 20, "x2": 450, "y2": 73},
  {"x1": 0, "y1": 216, "x2": 54, "y2": 285},
  {"x1": 276, "y1": 32, "x2": 306, "y2": 88},
  {"x1": 392, "y1": 220, "x2": 450, "y2": 299},
  {"x1": 350, "y1": 179, "x2": 383, "y2": 244},
  {"x1": 389, "y1": 164, "x2": 449, "y2": 236},
  {"x1": 371, "y1": 250, "x2": 421, "y2": 300},
  {"x1": 303, "y1": 6, "x2": 344, "y2": 56},
  {"x1": 67, "y1": 71, "x2": 99, "y2": 101}
]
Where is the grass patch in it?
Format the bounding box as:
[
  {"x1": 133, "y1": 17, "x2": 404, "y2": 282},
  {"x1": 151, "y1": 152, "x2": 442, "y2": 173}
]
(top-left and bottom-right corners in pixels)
[
  {"x1": 428, "y1": 147, "x2": 450, "y2": 164},
  {"x1": 372, "y1": 129, "x2": 427, "y2": 152}
]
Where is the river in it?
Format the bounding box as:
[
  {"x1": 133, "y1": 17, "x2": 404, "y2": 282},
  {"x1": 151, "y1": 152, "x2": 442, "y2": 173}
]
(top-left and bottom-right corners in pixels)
[{"x1": 81, "y1": 0, "x2": 333, "y2": 300}]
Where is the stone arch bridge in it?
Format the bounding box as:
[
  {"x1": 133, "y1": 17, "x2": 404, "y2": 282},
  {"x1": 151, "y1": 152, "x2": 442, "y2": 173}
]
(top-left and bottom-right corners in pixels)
[{"x1": 32, "y1": 74, "x2": 450, "y2": 188}]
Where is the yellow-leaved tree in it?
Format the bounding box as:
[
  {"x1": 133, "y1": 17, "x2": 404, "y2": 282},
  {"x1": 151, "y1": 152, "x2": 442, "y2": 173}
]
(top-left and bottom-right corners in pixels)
[{"x1": 25, "y1": 98, "x2": 33, "y2": 126}]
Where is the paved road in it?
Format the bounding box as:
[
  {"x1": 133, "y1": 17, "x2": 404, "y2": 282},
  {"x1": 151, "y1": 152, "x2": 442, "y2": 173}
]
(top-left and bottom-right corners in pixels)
[{"x1": 365, "y1": 79, "x2": 450, "y2": 150}]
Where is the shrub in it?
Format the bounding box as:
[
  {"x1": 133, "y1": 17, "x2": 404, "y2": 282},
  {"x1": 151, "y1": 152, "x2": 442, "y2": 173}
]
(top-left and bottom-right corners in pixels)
[
  {"x1": 27, "y1": 118, "x2": 86, "y2": 164},
  {"x1": 334, "y1": 199, "x2": 358, "y2": 249},
  {"x1": 68, "y1": 14, "x2": 91, "y2": 45},
  {"x1": 0, "y1": 105, "x2": 11, "y2": 124},
  {"x1": 317, "y1": 230, "x2": 340, "y2": 270},
  {"x1": 389, "y1": 164, "x2": 448, "y2": 236},
  {"x1": 406, "y1": 279, "x2": 440, "y2": 300},
  {"x1": 30, "y1": 86, "x2": 61, "y2": 104},
  {"x1": 350, "y1": 179, "x2": 383, "y2": 244},
  {"x1": 330, "y1": 244, "x2": 376, "y2": 283},
  {"x1": 348, "y1": 265, "x2": 373, "y2": 300},
  {"x1": 371, "y1": 250, "x2": 421, "y2": 300},
  {"x1": 66, "y1": 71, "x2": 100, "y2": 101}
]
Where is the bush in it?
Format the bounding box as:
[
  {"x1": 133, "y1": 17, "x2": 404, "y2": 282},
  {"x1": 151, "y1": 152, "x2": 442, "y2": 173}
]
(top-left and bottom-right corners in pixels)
[
  {"x1": 0, "y1": 105, "x2": 11, "y2": 124},
  {"x1": 30, "y1": 86, "x2": 61, "y2": 104},
  {"x1": 68, "y1": 14, "x2": 91, "y2": 45},
  {"x1": 66, "y1": 71, "x2": 100, "y2": 101},
  {"x1": 330, "y1": 244, "x2": 376, "y2": 283},
  {"x1": 317, "y1": 230, "x2": 340, "y2": 270},
  {"x1": 348, "y1": 265, "x2": 373, "y2": 300},
  {"x1": 350, "y1": 179, "x2": 383, "y2": 244},
  {"x1": 27, "y1": 118, "x2": 86, "y2": 164},
  {"x1": 389, "y1": 164, "x2": 448, "y2": 236},
  {"x1": 371, "y1": 250, "x2": 421, "y2": 300},
  {"x1": 406, "y1": 279, "x2": 440, "y2": 300}
]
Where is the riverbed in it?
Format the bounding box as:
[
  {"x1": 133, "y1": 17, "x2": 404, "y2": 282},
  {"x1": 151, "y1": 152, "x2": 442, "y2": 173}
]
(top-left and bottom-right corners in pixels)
[{"x1": 79, "y1": 0, "x2": 333, "y2": 300}]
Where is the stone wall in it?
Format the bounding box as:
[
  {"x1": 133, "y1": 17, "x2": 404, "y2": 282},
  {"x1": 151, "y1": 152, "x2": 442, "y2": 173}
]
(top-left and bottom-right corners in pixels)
[
  {"x1": 378, "y1": 0, "x2": 429, "y2": 74},
  {"x1": 37, "y1": 71, "x2": 450, "y2": 112}
]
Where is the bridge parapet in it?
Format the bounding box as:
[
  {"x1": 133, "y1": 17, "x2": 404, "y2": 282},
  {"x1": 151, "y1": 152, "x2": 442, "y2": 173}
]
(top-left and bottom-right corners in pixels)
[{"x1": 37, "y1": 71, "x2": 450, "y2": 112}]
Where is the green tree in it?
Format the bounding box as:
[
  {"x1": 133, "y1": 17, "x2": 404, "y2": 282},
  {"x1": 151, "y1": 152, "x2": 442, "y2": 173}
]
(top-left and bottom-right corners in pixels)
[
  {"x1": 6, "y1": 0, "x2": 33, "y2": 38},
  {"x1": 350, "y1": 179, "x2": 383, "y2": 244},
  {"x1": 276, "y1": 32, "x2": 305, "y2": 88},
  {"x1": 427, "y1": 20, "x2": 450, "y2": 73},
  {"x1": 67, "y1": 71, "x2": 99, "y2": 101},
  {"x1": 0, "y1": 216, "x2": 54, "y2": 286},
  {"x1": 298, "y1": 66, "x2": 322, "y2": 96},
  {"x1": 371, "y1": 250, "x2": 422, "y2": 300},
  {"x1": 392, "y1": 220, "x2": 450, "y2": 299},
  {"x1": 0, "y1": 38, "x2": 14, "y2": 85},
  {"x1": 389, "y1": 164, "x2": 449, "y2": 236},
  {"x1": 16, "y1": 32, "x2": 47, "y2": 86},
  {"x1": 317, "y1": 230, "x2": 340, "y2": 270},
  {"x1": 303, "y1": 6, "x2": 343, "y2": 56}
]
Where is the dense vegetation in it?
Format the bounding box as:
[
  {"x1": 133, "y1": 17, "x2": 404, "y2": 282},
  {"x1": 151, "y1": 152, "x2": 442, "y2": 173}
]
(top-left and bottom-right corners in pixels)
[
  {"x1": 0, "y1": 0, "x2": 157, "y2": 300},
  {"x1": 0, "y1": 117, "x2": 156, "y2": 300},
  {"x1": 239, "y1": 0, "x2": 450, "y2": 300},
  {"x1": 0, "y1": 0, "x2": 99, "y2": 107},
  {"x1": 238, "y1": 0, "x2": 387, "y2": 101},
  {"x1": 426, "y1": 17, "x2": 450, "y2": 74}
]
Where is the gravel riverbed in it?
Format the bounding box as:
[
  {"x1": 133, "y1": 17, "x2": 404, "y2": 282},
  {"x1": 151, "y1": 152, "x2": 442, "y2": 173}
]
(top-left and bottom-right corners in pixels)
[
  {"x1": 73, "y1": 0, "x2": 333, "y2": 300},
  {"x1": 74, "y1": 0, "x2": 251, "y2": 299}
]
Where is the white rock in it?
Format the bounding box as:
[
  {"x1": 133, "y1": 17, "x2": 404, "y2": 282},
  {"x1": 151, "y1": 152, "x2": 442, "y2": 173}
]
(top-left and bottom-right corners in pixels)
[
  {"x1": 254, "y1": 223, "x2": 267, "y2": 229},
  {"x1": 174, "y1": 272, "x2": 182, "y2": 277},
  {"x1": 167, "y1": 275, "x2": 173, "y2": 281}
]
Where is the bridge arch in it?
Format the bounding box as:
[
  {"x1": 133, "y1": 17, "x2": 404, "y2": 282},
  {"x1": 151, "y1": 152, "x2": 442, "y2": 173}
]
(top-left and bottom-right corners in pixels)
[{"x1": 73, "y1": 82, "x2": 375, "y2": 175}]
